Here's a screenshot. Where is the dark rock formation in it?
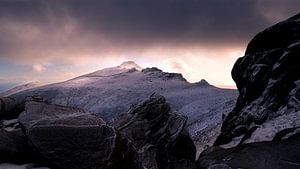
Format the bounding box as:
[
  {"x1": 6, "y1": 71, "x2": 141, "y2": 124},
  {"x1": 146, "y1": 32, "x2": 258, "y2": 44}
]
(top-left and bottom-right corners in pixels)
[
  {"x1": 0, "y1": 97, "x2": 20, "y2": 119},
  {"x1": 195, "y1": 79, "x2": 210, "y2": 86},
  {"x1": 215, "y1": 13, "x2": 300, "y2": 146},
  {"x1": 19, "y1": 101, "x2": 141, "y2": 169},
  {"x1": 0, "y1": 129, "x2": 34, "y2": 164},
  {"x1": 0, "y1": 118, "x2": 24, "y2": 138},
  {"x1": 112, "y1": 93, "x2": 196, "y2": 169},
  {"x1": 142, "y1": 67, "x2": 187, "y2": 81},
  {"x1": 0, "y1": 96, "x2": 43, "y2": 120},
  {"x1": 198, "y1": 134, "x2": 300, "y2": 169}
]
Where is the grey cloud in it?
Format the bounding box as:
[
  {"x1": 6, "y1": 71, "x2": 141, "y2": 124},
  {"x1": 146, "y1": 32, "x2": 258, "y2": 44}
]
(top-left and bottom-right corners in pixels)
[{"x1": 0, "y1": 0, "x2": 300, "y2": 63}]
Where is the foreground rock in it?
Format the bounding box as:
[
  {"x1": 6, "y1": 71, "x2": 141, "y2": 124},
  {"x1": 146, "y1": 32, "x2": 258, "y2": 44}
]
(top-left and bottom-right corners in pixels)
[
  {"x1": 0, "y1": 97, "x2": 20, "y2": 119},
  {"x1": 0, "y1": 129, "x2": 34, "y2": 164},
  {"x1": 215, "y1": 13, "x2": 300, "y2": 147},
  {"x1": 19, "y1": 101, "x2": 141, "y2": 169},
  {"x1": 198, "y1": 134, "x2": 300, "y2": 169},
  {"x1": 112, "y1": 93, "x2": 196, "y2": 169}
]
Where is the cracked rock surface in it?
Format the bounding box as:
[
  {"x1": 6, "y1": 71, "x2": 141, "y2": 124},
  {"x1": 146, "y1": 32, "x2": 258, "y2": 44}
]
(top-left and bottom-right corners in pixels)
[
  {"x1": 215, "y1": 13, "x2": 300, "y2": 147},
  {"x1": 19, "y1": 101, "x2": 141, "y2": 169},
  {"x1": 112, "y1": 93, "x2": 197, "y2": 169}
]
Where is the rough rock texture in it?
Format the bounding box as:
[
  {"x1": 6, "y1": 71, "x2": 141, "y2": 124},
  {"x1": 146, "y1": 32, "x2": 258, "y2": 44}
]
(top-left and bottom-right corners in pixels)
[
  {"x1": 0, "y1": 97, "x2": 19, "y2": 119},
  {"x1": 19, "y1": 101, "x2": 141, "y2": 169},
  {"x1": 112, "y1": 93, "x2": 196, "y2": 169},
  {"x1": 0, "y1": 129, "x2": 34, "y2": 164},
  {"x1": 198, "y1": 134, "x2": 300, "y2": 169},
  {"x1": 215, "y1": 13, "x2": 300, "y2": 146}
]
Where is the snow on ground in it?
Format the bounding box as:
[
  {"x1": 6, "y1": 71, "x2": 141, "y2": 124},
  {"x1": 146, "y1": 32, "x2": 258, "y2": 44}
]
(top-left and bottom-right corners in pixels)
[{"x1": 0, "y1": 163, "x2": 48, "y2": 169}]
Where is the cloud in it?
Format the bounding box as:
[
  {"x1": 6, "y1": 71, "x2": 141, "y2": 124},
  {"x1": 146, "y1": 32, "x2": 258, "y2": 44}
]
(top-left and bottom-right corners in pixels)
[
  {"x1": 255, "y1": 0, "x2": 300, "y2": 22},
  {"x1": 32, "y1": 64, "x2": 45, "y2": 72},
  {"x1": 0, "y1": 0, "x2": 299, "y2": 87},
  {"x1": 0, "y1": 0, "x2": 299, "y2": 66},
  {"x1": 162, "y1": 58, "x2": 191, "y2": 73}
]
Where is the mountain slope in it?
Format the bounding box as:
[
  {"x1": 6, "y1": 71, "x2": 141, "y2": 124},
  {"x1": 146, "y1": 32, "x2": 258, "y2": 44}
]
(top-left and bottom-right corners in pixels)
[
  {"x1": 0, "y1": 81, "x2": 41, "y2": 97},
  {"x1": 11, "y1": 62, "x2": 237, "y2": 151}
]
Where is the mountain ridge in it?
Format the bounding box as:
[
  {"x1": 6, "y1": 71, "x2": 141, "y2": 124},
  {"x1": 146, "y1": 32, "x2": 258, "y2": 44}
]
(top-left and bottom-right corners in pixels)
[{"x1": 8, "y1": 61, "x2": 237, "y2": 153}]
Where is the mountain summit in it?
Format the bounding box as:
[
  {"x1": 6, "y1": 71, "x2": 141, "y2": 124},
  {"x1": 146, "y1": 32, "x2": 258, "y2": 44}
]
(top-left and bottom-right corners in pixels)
[{"x1": 118, "y1": 61, "x2": 142, "y2": 70}]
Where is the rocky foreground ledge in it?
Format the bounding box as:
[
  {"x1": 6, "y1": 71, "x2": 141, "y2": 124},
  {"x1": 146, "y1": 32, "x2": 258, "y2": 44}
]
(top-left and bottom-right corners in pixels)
[{"x1": 0, "y1": 94, "x2": 197, "y2": 169}]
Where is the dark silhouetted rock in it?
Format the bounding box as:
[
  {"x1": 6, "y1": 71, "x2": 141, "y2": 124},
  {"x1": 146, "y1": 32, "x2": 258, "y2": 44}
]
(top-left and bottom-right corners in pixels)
[
  {"x1": 0, "y1": 97, "x2": 19, "y2": 119},
  {"x1": 0, "y1": 96, "x2": 43, "y2": 120},
  {"x1": 0, "y1": 118, "x2": 24, "y2": 138},
  {"x1": 0, "y1": 129, "x2": 34, "y2": 164},
  {"x1": 19, "y1": 101, "x2": 141, "y2": 169},
  {"x1": 215, "y1": 13, "x2": 300, "y2": 146},
  {"x1": 198, "y1": 134, "x2": 300, "y2": 169},
  {"x1": 112, "y1": 93, "x2": 196, "y2": 169},
  {"x1": 195, "y1": 79, "x2": 210, "y2": 86}
]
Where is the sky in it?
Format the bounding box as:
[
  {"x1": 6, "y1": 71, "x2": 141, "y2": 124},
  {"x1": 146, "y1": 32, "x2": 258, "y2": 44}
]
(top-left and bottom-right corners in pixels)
[{"x1": 1, "y1": 0, "x2": 300, "y2": 91}]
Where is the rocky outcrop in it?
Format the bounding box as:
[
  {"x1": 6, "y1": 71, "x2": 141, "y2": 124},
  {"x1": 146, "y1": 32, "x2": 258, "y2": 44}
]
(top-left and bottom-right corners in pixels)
[
  {"x1": 0, "y1": 97, "x2": 20, "y2": 119},
  {"x1": 112, "y1": 93, "x2": 196, "y2": 169},
  {"x1": 198, "y1": 133, "x2": 300, "y2": 169},
  {"x1": 1, "y1": 94, "x2": 198, "y2": 169},
  {"x1": 0, "y1": 129, "x2": 34, "y2": 164},
  {"x1": 142, "y1": 67, "x2": 187, "y2": 81},
  {"x1": 215, "y1": 13, "x2": 300, "y2": 146},
  {"x1": 0, "y1": 96, "x2": 43, "y2": 120},
  {"x1": 19, "y1": 101, "x2": 141, "y2": 169}
]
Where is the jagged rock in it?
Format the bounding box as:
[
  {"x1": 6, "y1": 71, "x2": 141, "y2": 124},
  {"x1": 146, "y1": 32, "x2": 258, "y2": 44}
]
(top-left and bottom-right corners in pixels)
[
  {"x1": 198, "y1": 134, "x2": 300, "y2": 169},
  {"x1": 0, "y1": 96, "x2": 40, "y2": 120},
  {"x1": 19, "y1": 101, "x2": 141, "y2": 169},
  {"x1": 0, "y1": 118, "x2": 24, "y2": 138},
  {"x1": 112, "y1": 93, "x2": 196, "y2": 169},
  {"x1": 0, "y1": 129, "x2": 34, "y2": 164},
  {"x1": 195, "y1": 79, "x2": 210, "y2": 86},
  {"x1": 215, "y1": 13, "x2": 300, "y2": 146},
  {"x1": 141, "y1": 67, "x2": 163, "y2": 73},
  {"x1": 142, "y1": 67, "x2": 187, "y2": 81},
  {"x1": 0, "y1": 97, "x2": 19, "y2": 119}
]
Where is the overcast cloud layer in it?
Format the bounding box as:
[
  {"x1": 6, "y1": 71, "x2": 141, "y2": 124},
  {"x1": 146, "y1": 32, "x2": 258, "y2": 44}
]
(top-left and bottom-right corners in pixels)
[{"x1": 0, "y1": 0, "x2": 300, "y2": 88}]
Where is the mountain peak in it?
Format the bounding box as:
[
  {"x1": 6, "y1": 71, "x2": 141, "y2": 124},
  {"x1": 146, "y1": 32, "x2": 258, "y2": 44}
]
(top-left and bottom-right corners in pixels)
[
  {"x1": 196, "y1": 79, "x2": 210, "y2": 86},
  {"x1": 118, "y1": 61, "x2": 142, "y2": 70}
]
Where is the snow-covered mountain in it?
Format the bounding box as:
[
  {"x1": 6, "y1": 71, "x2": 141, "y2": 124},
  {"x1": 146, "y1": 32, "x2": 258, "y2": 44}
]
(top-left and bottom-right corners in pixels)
[
  {"x1": 0, "y1": 81, "x2": 41, "y2": 97},
  {"x1": 10, "y1": 61, "x2": 237, "y2": 151}
]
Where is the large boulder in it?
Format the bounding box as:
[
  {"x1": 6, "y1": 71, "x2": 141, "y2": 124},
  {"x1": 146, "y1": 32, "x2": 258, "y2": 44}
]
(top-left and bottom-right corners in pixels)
[
  {"x1": 215, "y1": 13, "x2": 300, "y2": 146},
  {"x1": 19, "y1": 101, "x2": 141, "y2": 169},
  {"x1": 112, "y1": 93, "x2": 197, "y2": 169},
  {"x1": 198, "y1": 134, "x2": 300, "y2": 169},
  {"x1": 0, "y1": 129, "x2": 34, "y2": 164},
  {"x1": 0, "y1": 97, "x2": 20, "y2": 119},
  {"x1": 0, "y1": 96, "x2": 41, "y2": 120}
]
